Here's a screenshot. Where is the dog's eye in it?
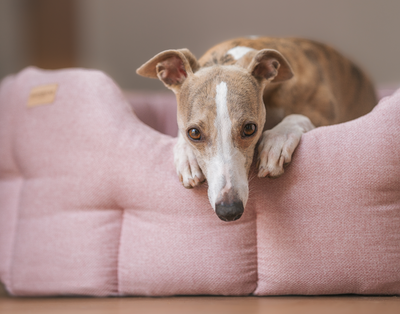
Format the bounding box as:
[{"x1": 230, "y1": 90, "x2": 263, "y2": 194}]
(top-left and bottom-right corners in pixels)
[
  {"x1": 188, "y1": 128, "x2": 201, "y2": 140},
  {"x1": 243, "y1": 123, "x2": 257, "y2": 137}
]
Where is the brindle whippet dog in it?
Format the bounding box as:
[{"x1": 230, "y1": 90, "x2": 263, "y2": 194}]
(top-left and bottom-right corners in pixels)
[{"x1": 137, "y1": 37, "x2": 377, "y2": 221}]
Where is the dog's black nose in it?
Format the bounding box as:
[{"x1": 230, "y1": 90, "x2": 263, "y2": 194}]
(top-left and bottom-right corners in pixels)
[{"x1": 215, "y1": 201, "x2": 244, "y2": 222}]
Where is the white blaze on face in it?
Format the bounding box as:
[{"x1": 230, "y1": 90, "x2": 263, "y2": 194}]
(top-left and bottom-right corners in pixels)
[
  {"x1": 227, "y1": 46, "x2": 256, "y2": 60},
  {"x1": 207, "y1": 81, "x2": 249, "y2": 210}
]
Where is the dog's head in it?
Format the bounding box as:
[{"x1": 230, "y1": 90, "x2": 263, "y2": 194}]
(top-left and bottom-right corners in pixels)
[{"x1": 137, "y1": 48, "x2": 293, "y2": 221}]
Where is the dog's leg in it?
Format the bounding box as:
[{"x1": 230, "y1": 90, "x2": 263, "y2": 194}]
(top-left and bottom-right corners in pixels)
[
  {"x1": 174, "y1": 132, "x2": 206, "y2": 188},
  {"x1": 257, "y1": 114, "x2": 315, "y2": 177}
]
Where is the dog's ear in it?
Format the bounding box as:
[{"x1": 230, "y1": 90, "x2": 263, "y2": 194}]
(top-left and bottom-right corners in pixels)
[
  {"x1": 136, "y1": 49, "x2": 200, "y2": 92},
  {"x1": 247, "y1": 49, "x2": 293, "y2": 83}
]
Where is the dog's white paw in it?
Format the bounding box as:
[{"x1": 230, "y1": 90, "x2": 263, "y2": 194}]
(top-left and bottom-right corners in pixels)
[
  {"x1": 257, "y1": 114, "x2": 314, "y2": 178},
  {"x1": 174, "y1": 135, "x2": 205, "y2": 188}
]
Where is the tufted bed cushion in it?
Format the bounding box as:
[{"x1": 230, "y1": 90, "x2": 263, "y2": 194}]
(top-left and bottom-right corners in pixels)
[{"x1": 0, "y1": 67, "x2": 399, "y2": 296}]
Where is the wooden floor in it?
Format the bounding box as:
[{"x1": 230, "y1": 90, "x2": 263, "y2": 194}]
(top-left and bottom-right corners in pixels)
[
  {"x1": 1, "y1": 294, "x2": 400, "y2": 314},
  {"x1": 1, "y1": 283, "x2": 399, "y2": 314}
]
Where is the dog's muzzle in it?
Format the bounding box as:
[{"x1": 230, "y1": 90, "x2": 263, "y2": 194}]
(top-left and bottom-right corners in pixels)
[{"x1": 215, "y1": 201, "x2": 244, "y2": 222}]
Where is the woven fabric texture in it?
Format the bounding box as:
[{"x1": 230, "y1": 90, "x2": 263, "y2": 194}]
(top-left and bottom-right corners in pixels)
[{"x1": 0, "y1": 67, "x2": 399, "y2": 296}]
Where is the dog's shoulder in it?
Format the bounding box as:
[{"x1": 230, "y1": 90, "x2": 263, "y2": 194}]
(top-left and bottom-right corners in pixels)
[{"x1": 198, "y1": 37, "x2": 311, "y2": 67}]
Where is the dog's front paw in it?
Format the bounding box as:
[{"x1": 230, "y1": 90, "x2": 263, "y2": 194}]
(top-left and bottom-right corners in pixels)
[
  {"x1": 257, "y1": 129, "x2": 301, "y2": 178},
  {"x1": 174, "y1": 136, "x2": 205, "y2": 188},
  {"x1": 257, "y1": 115, "x2": 314, "y2": 178}
]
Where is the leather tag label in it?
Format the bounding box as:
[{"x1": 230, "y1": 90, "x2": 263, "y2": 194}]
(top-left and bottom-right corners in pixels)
[{"x1": 28, "y1": 84, "x2": 58, "y2": 107}]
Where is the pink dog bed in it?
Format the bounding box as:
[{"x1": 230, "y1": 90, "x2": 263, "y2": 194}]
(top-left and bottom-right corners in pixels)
[{"x1": 0, "y1": 67, "x2": 399, "y2": 296}]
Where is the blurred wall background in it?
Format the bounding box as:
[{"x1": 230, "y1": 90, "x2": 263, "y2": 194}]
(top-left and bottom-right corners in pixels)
[{"x1": 1, "y1": 0, "x2": 400, "y2": 90}]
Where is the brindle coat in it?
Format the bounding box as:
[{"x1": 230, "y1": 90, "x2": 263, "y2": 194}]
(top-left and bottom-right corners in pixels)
[
  {"x1": 199, "y1": 37, "x2": 377, "y2": 129},
  {"x1": 137, "y1": 37, "x2": 377, "y2": 221}
]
